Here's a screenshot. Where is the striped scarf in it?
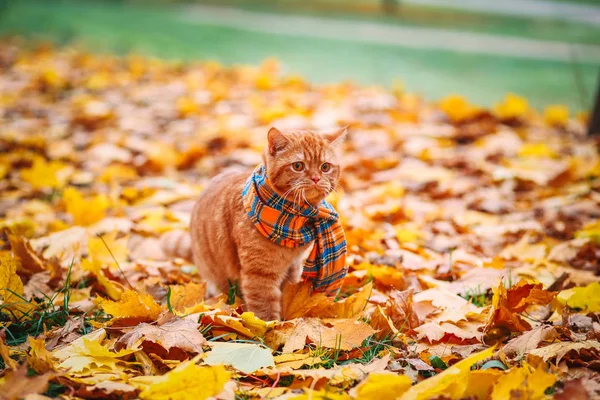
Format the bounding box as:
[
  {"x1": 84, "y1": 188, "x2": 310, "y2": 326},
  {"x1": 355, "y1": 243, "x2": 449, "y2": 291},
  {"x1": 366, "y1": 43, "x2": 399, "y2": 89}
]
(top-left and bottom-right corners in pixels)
[{"x1": 242, "y1": 165, "x2": 347, "y2": 295}]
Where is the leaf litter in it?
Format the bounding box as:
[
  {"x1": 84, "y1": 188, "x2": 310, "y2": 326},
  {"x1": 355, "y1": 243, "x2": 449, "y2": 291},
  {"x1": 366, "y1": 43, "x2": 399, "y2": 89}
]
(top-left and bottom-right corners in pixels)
[{"x1": 0, "y1": 40, "x2": 600, "y2": 399}]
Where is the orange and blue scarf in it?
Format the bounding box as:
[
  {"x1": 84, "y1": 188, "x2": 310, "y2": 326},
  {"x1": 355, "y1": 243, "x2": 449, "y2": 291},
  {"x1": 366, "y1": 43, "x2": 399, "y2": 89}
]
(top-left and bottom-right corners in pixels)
[{"x1": 242, "y1": 165, "x2": 347, "y2": 295}]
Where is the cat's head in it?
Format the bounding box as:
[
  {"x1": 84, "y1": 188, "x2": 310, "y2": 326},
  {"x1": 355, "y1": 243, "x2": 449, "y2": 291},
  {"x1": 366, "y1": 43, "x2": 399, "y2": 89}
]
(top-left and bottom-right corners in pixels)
[{"x1": 263, "y1": 127, "x2": 346, "y2": 206}]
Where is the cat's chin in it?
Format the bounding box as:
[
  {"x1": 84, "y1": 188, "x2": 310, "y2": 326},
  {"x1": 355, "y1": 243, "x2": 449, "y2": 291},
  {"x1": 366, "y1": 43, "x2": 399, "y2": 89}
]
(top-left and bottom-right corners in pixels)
[{"x1": 304, "y1": 188, "x2": 328, "y2": 205}]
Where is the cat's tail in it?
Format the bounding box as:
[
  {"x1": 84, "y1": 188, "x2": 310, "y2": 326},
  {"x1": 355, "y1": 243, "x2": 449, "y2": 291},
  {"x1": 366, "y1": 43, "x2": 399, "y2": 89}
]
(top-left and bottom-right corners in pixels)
[{"x1": 160, "y1": 229, "x2": 193, "y2": 261}]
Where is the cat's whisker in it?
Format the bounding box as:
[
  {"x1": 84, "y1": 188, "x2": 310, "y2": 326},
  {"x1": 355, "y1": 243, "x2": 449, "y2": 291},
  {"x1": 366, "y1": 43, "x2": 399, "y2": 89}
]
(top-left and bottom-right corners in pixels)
[
  {"x1": 301, "y1": 188, "x2": 310, "y2": 207},
  {"x1": 274, "y1": 184, "x2": 301, "y2": 208}
]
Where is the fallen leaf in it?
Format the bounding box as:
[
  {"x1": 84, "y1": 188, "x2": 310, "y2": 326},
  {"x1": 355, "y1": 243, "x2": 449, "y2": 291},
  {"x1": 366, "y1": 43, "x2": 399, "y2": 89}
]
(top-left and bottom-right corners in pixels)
[
  {"x1": 281, "y1": 281, "x2": 330, "y2": 320},
  {"x1": 486, "y1": 280, "x2": 556, "y2": 333},
  {"x1": 414, "y1": 321, "x2": 482, "y2": 344},
  {"x1": 0, "y1": 254, "x2": 34, "y2": 318},
  {"x1": 168, "y1": 282, "x2": 206, "y2": 314},
  {"x1": 20, "y1": 158, "x2": 67, "y2": 190},
  {"x1": 530, "y1": 340, "x2": 600, "y2": 365},
  {"x1": 54, "y1": 336, "x2": 137, "y2": 374},
  {"x1": 204, "y1": 342, "x2": 274, "y2": 373},
  {"x1": 490, "y1": 361, "x2": 557, "y2": 400},
  {"x1": 557, "y1": 282, "x2": 600, "y2": 312},
  {"x1": 351, "y1": 372, "x2": 412, "y2": 399},
  {"x1": 266, "y1": 318, "x2": 375, "y2": 353},
  {"x1": 117, "y1": 318, "x2": 206, "y2": 355},
  {"x1": 555, "y1": 379, "x2": 592, "y2": 400},
  {"x1": 502, "y1": 325, "x2": 558, "y2": 358},
  {"x1": 27, "y1": 337, "x2": 56, "y2": 374},
  {"x1": 0, "y1": 336, "x2": 18, "y2": 370},
  {"x1": 399, "y1": 347, "x2": 494, "y2": 400},
  {"x1": 98, "y1": 289, "x2": 162, "y2": 324},
  {"x1": 63, "y1": 187, "x2": 109, "y2": 226},
  {"x1": 0, "y1": 363, "x2": 53, "y2": 400},
  {"x1": 7, "y1": 233, "x2": 46, "y2": 279},
  {"x1": 139, "y1": 361, "x2": 232, "y2": 400},
  {"x1": 500, "y1": 235, "x2": 547, "y2": 262},
  {"x1": 282, "y1": 281, "x2": 373, "y2": 320}
]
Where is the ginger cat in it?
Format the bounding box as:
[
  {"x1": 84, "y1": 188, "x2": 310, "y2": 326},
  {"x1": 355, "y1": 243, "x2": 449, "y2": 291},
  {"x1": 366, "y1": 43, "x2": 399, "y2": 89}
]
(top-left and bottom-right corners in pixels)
[{"x1": 162, "y1": 127, "x2": 347, "y2": 320}]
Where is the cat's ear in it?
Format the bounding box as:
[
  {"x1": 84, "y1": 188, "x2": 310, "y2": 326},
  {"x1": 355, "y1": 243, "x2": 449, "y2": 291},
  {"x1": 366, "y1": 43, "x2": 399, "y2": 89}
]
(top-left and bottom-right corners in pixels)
[
  {"x1": 267, "y1": 127, "x2": 290, "y2": 155},
  {"x1": 323, "y1": 126, "x2": 347, "y2": 146}
]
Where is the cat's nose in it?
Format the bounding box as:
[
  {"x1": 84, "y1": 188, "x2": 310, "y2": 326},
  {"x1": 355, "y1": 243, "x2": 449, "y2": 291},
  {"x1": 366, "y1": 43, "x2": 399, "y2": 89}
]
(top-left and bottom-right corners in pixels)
[{"x1": 310, "y1": 176, "x2": 320, "y2": 184}]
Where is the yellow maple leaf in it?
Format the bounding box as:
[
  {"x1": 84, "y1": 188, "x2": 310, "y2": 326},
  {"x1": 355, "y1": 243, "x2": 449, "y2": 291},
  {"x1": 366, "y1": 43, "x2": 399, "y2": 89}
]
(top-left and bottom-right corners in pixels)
[
  {"x1": 239, "y1": 312, "x2": 277, "y2": 337},
  {"x1": 557, "y1": 281, "x2": 600, "y2": 312},
  {"x1": 494, "y1": 93, "x2": 529, "y2": 120},
  {"x1": 20, "y1": 158, "x2": 67, "y2": 190},
  {"x1": 439, "y1": 95, "x2": 481, "y2": 123},
  {"x1": 28, "y1": 337, "x2": 56, "y2": 374},
  {"x1": 0, "y1": 254, "x2": 34, "y2": 318},
  {"x1": 399, "y1": 347, "x2": 494, "y2": 400},
  {"x1": 353, "y1": 372, "x2": 412, "y2": 399},
  {"x1": 63, "y1": 187, "x2": 109, "y2": 226},
  {"x1": 99, "y1": 289, "x2": 162, "y2": 322},
  {"x1": 87, "y1": 231, "x2": 129, "y2": 268},
  {"x1": 491, "y1": 362, "x2": 557, "y2": 400},
  {"x1": 0, "y1": 336, "x2": 18, "y2": 370},
  {"x1": 82, "y1": 233, "x2": 127, "y2": 301},
  {"x1": 168, "y1": 282, "x2": 207, "y2": 315},
  {"x1": 56, "y1": 338, "x2": 137, "y2": 374},
  {"x1": 544, "y1": 105, "x2": 569, "y2": 127},
  {"x1": 81, "y1": 258, "x2": 125, "y2": 301},
  {"x1": 463, "y1": 369, "x2": 504, "y2": 399},
  {"x1": 139, "y1": 361, "x2": 231, "y2": 400}
]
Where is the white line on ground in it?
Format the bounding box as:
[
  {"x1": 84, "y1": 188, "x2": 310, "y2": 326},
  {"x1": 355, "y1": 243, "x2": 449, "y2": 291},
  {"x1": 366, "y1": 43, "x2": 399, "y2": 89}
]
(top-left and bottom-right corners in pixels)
[
  {"x1": 180, "y1": 5, "x2": 600, "y2": 63},
  {"x1": 403, "y1": 0, "x2": 600, "y2": 27}
]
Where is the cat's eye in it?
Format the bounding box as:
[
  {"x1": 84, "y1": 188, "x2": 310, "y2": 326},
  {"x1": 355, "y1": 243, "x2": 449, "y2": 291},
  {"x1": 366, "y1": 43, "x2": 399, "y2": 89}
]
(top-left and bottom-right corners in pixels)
[
  {"x1": 320, "y1": 163, "x2": 332, "y2": 172},
  {"x1": 292, "y1": 161, "x2": 305, "y2": 172}
]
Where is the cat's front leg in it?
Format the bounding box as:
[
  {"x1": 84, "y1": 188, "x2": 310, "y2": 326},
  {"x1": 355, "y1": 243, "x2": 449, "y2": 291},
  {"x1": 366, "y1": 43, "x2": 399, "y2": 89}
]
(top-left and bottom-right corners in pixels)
[{"x1": 238, "y1": 252, "x2": 286, "y2": 321}]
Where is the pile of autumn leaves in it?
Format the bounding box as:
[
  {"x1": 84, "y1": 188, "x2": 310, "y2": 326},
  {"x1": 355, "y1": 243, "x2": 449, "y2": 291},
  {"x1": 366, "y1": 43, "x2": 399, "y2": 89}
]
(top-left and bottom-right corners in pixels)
[{"x1": 0, "y1": 41, "x2": 600, "y2": 400}]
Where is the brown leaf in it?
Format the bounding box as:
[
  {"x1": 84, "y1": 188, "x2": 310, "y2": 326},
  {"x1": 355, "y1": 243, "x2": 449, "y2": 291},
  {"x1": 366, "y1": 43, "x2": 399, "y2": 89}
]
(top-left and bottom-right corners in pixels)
[
  {"x1": 555, "y1": 379, "x2": 592, "y2": 400},
  {"x1": 265, "y1": 317, "x2": 375, "y2": 353},
  {"x1": 387, "y1": 288, "x2": 420, "y2": 330},
  {"x1": 116, "y1": 318, "x2": 206, "y2": 356},
  {"x1": 256, "y1": 354, "x2": 390, "y2": 389},
  {"x1": 506, "y1": 280, "x2": 557, "y2": 312},
  {"x1": 414, "y1": 321, "x2": 482, "y2": 344},
  {"x1": 27, "y1": 337, "x2": 56, "y2": 374},
  {"x1": 502, "y1": 325, "x2": 558, "y2": 358},
  {"x1": 168, "y1": 282, "x2": 206, "y2": 314},
  {"x1": 530, "y1": 340, "x2": 600, "y2": 365},
  {"x1": 0, "y1": 363, "x2": 53, "y2": 400},
  {"x1": 7, "y1": 233, "x2": 45, "y2": 280},
  {"x1": 281, "y1": 281, "x2": 373, "y2": 320},
  {"x1": 23, "y1": 272, "x2": 54, "y2": 300},
  {"x1": 486, "y1": 280, "x2": 556, "y2": 333},
  {"x1": 281, "y1": 281, "x2": 330, "y2": 320}
]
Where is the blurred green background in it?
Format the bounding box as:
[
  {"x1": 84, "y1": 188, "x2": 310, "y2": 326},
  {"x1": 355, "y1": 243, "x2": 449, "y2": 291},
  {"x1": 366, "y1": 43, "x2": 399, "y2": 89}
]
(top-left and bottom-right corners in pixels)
[{"x1": 1, "y1": 0, "x2": 598, "y2": 110}]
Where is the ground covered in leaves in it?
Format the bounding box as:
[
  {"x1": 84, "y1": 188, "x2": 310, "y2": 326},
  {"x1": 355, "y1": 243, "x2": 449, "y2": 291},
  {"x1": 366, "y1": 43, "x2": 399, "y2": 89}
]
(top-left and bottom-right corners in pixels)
[{"x1": 1, "y1": 40, "x2": 600, "y2": 400}]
